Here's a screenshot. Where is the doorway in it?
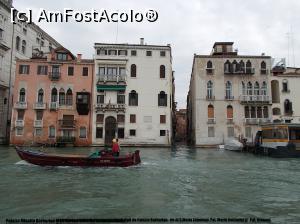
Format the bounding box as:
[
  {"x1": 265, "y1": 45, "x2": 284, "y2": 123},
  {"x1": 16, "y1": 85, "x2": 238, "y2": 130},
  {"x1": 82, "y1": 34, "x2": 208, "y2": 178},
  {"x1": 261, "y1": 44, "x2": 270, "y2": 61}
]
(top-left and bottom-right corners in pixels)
[{"x1": 105, "y1": 116, "x2": 116, "y2": 146}]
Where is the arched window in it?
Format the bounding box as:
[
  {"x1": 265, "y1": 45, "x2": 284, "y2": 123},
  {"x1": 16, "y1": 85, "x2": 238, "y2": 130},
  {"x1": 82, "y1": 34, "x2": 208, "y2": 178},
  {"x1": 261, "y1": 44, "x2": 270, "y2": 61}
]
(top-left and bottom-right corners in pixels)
[
  {"x1": 224, "y1": 60, "x2": 231, "y2": 73},
  {"x1": 130, "y1": 64, "x2": 136, "y2": 77},
  {"x1": 19, "y1": 88, "x2": 25, "y2": 102},
  {"x1": 208, "y1": 105, "x2": 214, "y2": 119},
  {"x1": 66, "y1": 89, "x2": 73, "y2": 106},
  {"x1": 225, "y1": 81, "x2": 232, "y2": 99},
  {"x1": 247, "y1": 82, "x2": 252, "y2": 95},
  {"x1": 59, "y1": 88, "x2": 65, "y2": 106},
  {"x1": 251, "y1": 106, "x2": 256, "y2": 118},
  {"x1": 272, "y1": 108, "x2": 281, "y2": 116},
  {"x1": 232, "y1": 60, "x2": 239, "y2": 73},
  {"x1": 284, "y1": 99, "x2": 293, "y2": 114},
  {"x1": 261, "y1": 61, "x2": 266, "y2": 69},
  {"x1": 241, "y1": 81, "x2": 246, "y2": 95},
  {"x1": 239, "y1": 60, "x2": 245, "y2": 73},
  {"x1": 129, "y1": 90, "x2": 138, "y2": 106},
  {"x1": 246, "y1": 60, "x2": 252, "y2": 73},
  {"x1": 207, "y1": 81, "x2": 213, "y2": 99},
  {"x1": 254, "y1": 82, "x2": 260, "y2": 95},
  {"x1": 160, "y1": 65, "x2": 165, "y2": 78},
  {"x1": 51, "y1": 88, "x2": 57, "y2": 102},
  {"x1": 244, "y1": 106, "x2": 249, "y2": 118},
  {"x1": 38, "y1": 89, "x2": 44, "y2": 103},
  {"x1": 21, "y1": 40, "x2": 26, "y2": 54},
  {"x1": 158, "y1": 91, "x2": 167, "y2": 106},
  {"x1": 16, "y1": 36, "x2": 20, "y2": 51},
  {"x1": 207, "y1": 61, "x2": 213, "y2": 69},
  {"x1": 261, "y1": 81, "x2": 267, "y2": 95},
  {"x1": 263, "y1": 106, "x2": 269, "y2": 118},
  {"x1": 227, "y1": 105, "x2": 233, "y2": 119},
  {"x1": 257, "y1": 106, "x2": 262, "y2": 118},
  {"x1": 282, "y1": 79, "x2": 288, "y2": 92}
]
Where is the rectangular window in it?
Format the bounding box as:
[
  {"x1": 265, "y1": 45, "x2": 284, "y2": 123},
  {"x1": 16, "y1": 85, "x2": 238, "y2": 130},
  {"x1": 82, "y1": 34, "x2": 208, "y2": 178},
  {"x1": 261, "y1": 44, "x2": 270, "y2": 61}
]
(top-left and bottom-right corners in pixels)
[
  {"x1": 146, "y1": 51, "x2": 152, "y2": 56},
  {"x1": 118, "y1": 128, "x2": 125, "y2": 139},
  {"x1": 16, "y1": 128, "x2": 23, "y2": 136},
  {"x1": 19, "y1": 65, "x2": 29, "y2": 74},
  {"x1": 82, "y1": 67, "x2": 88, "y2": 76},
  {"x1": 99, "y1": 67, "x2": 105, "y2": 75},
  {"x1": 208, "y1": 127, "x2": 215, "y2": 137},
  {"x1": 56, "y1": 53, "x2": 67, "y2": 61},
  {"x1": 227, "y1": 127, "x2": 234, "y2": 138},
  {"x1": 160, "y1": 115, "x2": 166, "y2": 124},
  {"x1": 49, "y1": 126, "x2": 55, "y2": 138},
  {"x1": 108, "y1": 50, "x2": 117, "y2": 55},
  {"x1": 118, "y1": 50, "x2": 127, "y2": 56},
  {"x1": 245, "y1": 127, "x2": 252, "y2": 138},
  {"x1": 107, "y1": 67, "x2": 117, "y2": 75},
  {"x1": 160, "y1": 51, "x2": 166, "y2": 57},
  {"x1": 97, "y1": 49, "x2": 107, "y2": 55},
  {"x1": 37, "y1": 65, "x2": 48, "y2": 75},
  {"x1": 68, "y1": 66, "x2": 74, "y2": 76},
  {"x1": 130, "y1": 129, "x2": 136, "y2": 136},
  {"x1": 160, "y1": 130, "x2": 166, "y2": 136},
  {"x1": 131, "y1": 50, "x2": 137, "y2": 56},
  {"x1": 79, "y1": 127, "x2": 87, "y2": 138},
  {"x1": 35, "y1": 128, "x2": 42, "y2": 136},
  {"x1": 119, "y1": 67, "x2": 126, "y2": 76},
  {"x1": 96, "y1": 127, "x2": 103, "y2": 138},
  {"x1": 97, "y1": 95, "x2": 104, "y2": 104},
  {"x1": 130, "y1": 114, "x2": 136, "y2": 123},
  {"x1": 17, "y1": 110, "x2": 25, "y2": 120},
  {"x1": 117, "y1": 94, "x2": 125, "y2": 104},
  {"x1": 96, "y1": 114, "x2": 104, "y2": 123},
  {"x1": 117, "y1": 114, "x2": 125, "y2": 123},
  {"x1": 36, "y1": 110, "x2": 43, "y2": 120}
]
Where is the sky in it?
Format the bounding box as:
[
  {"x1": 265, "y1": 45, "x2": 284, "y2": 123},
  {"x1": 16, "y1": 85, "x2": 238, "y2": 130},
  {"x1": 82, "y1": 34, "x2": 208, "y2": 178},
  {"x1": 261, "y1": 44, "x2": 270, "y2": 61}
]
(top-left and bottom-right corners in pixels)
[{"x1": 13, "y1": 0, "x2": 300, "y2": 109}]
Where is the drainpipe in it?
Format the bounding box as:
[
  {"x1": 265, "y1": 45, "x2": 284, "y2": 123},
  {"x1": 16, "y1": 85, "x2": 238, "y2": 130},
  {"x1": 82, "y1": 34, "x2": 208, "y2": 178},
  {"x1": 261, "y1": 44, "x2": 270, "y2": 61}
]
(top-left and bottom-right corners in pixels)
[{"x1": 6, "y1": 22, "x2": 15, "y2": 144}]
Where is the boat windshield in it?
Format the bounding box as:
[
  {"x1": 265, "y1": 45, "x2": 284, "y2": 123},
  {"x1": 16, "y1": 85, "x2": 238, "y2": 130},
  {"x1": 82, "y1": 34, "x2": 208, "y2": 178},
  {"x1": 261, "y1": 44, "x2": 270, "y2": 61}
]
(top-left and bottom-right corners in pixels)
[
  {"x1": 262, "y1": 127, "x2": 288, "y2": 140},
  {"x1": 289, "y1": 127, "x2": 300, "y2": 140}
]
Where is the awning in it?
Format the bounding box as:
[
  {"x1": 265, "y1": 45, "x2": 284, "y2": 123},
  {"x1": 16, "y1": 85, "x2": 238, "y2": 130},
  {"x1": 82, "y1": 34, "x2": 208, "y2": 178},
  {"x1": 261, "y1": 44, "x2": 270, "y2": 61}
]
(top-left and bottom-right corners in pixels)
[{"x1": 97, "y1": 85, "x2": 126, "y2": 91}]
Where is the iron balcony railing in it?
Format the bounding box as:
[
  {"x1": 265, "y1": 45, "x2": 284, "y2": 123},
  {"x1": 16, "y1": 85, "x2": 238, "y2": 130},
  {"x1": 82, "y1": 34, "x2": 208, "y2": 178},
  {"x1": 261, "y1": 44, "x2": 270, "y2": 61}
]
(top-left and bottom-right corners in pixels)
[
  {"x1": 48, "y1": 72, "x2": 61, "y2": 81},
  {"x1": 58, "y1": 119, "x2": 76, "y2": 128},
  {"x1": 14, "y1": 101, "x2": 27, "y2": 109}
]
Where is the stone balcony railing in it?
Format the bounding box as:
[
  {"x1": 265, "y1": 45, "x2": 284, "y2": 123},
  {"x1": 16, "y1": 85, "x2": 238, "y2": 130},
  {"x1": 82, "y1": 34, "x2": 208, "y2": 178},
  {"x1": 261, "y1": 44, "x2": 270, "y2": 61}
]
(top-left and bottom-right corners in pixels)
[
  {"x1": 97, "y1": 74, "x2": 127, "y2": 83},
  {"x1": 244, "y1": 118, "x2": 271, "y2": 125},
  {"x1": 239, "y1": 95, "x2": 271, "y2": 104},
  {"x1": 33, "y1": 102, "x2": 46, "y2": 110},
  {"x1": 207, "y1": 118, "x2": 216, "y2": 124},
  {"x1": 14, "y1": 101, "x2": 27, "y2": 109},
  {"x1": 48, "y1": 72, "x2": 61, "y2": 81},
  {"x1": 15, "y1": 120, "x2": 24, "y2": 127},
  {"x1": 49, "y1": 102, "x2": 58, "y2": 110},
  {"x1": 34, "y1": 120, "x2": 43, "y2": 127},
  {"x1": 95, "y1": 103, "x2": 126, "y2": 112}
]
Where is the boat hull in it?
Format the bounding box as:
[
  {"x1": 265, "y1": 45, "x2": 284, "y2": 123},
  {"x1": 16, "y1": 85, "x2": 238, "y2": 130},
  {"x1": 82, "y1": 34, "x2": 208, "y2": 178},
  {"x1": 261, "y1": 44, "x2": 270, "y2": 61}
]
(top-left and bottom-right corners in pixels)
[
  {"x1": 15, "y1": 147, "x2": 141, "y2": 167},
  {"x1": 255, "y1": 145, "x2": 300, "y2": 158}
]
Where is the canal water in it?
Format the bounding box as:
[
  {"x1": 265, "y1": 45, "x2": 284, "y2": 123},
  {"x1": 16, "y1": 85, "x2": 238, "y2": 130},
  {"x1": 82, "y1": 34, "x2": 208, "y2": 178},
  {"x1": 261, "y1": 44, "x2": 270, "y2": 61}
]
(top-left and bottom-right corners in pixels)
[{"x1": 0, "y1": 145, "x2": 300, "y2": 223}]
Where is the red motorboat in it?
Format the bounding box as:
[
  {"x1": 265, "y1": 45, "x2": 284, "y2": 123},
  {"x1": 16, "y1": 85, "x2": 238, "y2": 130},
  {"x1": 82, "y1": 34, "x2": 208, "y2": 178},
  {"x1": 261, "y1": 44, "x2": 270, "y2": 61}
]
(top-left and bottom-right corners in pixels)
[{"x1": 15, "y1": 146, "x2": 141, "y2": 167}]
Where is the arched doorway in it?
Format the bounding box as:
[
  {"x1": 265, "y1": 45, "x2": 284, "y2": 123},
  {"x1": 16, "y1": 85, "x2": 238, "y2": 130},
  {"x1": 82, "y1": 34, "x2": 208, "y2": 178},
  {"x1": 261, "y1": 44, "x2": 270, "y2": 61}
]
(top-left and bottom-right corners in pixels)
[{"x1": 105, "y1": 116, "x2": 116, "y2": 146}]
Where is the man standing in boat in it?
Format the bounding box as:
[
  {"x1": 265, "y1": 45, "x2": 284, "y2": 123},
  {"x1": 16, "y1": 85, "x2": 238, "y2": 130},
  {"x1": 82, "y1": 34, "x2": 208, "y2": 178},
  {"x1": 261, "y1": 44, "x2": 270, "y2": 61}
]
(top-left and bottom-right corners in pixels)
[{"x1": 112, "y1": 138, "x2": 120, "y2": 157}]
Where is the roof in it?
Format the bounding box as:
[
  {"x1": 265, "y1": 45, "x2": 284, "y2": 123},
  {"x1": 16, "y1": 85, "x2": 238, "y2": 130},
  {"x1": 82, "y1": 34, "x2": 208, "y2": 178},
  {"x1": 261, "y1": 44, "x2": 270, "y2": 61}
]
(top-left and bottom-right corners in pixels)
[
  {"x1": 213, "y1": 42, "x2": 234, "y2": 48},
  {"x1": 94, "y1": 42, "x2": 171, "y2": 50},
  {"x1": 194, "y1": 55, "x2": 271, "y2": 59}
]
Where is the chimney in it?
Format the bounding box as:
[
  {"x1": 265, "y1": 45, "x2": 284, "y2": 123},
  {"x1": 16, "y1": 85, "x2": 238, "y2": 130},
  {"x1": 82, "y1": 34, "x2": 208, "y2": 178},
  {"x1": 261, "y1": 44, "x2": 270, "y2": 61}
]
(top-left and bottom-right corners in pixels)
[
  {"x1": 77, "y1": 54, "x2": 82, "y2": 62},
  {"x1": 140, "y1": 38, "x2": 144, "y2": 45}
]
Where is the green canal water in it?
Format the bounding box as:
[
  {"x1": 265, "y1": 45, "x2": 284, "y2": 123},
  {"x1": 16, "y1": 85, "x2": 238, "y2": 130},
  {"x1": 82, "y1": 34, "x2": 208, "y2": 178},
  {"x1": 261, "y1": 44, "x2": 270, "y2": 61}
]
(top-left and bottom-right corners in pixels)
[{"x1": 0, "y1": 145, "x2": 300, "y2": 223}]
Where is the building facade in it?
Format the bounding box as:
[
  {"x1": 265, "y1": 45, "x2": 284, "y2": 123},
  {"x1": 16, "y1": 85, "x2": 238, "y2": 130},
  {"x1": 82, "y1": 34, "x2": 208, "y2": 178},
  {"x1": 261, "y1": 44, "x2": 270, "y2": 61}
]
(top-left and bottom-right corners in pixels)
[
  {"x1": 10, "y1": 48, "x2": 93, "y2": 146},
  {"x1": 0, "y1": 0, "x2": 61, "y2": 144},
  {"x1": 92, "y1": 39, "x2": 174, "y2": 146},
  {"x1": 187, "y1": 42, "x2": 272, "y2": 147},
  {"x1": 271, "y1": 65, "x2": 300, "y2": 123}
]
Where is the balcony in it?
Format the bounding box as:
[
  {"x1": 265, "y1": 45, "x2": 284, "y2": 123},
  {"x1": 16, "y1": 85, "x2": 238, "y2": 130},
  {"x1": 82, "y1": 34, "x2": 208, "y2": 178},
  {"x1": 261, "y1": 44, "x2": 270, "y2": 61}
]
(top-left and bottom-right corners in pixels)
[
  {"x1": 48, "y1": 72, "x2": 61, "y2": 81},
  {"x1": 244, "y1": 118, "x2": 271, "y2": 125},
  {"x1": 49, "y1": 102, "x2": 58, "y2": 110},
  {"x1": 225, "y1": 96, "x2": 234, "y2": 100},
  {"x1": 15, "y1": 120, "x2": 24, "y2": 127},
  {"x1": 225, "y1": 68, "x2": 255, "y2": 75},
  {"x1": 58, "y1": 119, "x2": 76, "y2": 129},
  {"x1": 33, "y1": 102, "x2": 46, "y2": 110},
  {"x1": 206, "y1": 67, "x2": 214, "y2": 75},
  {"x1": 56, "y1": 136, "x2": 76, "y2": 144},
  {"x1": 14, "y1": 101, "x2": 27, "y2": 109},
  {"x1": 97, "y1": 74, "x2": 127, "y2": 91},
  {"x1": 95, "y1": 103, "x2": 126, "y2": 112},
  {"x1": 97, "y1": 74, "x2": 126, "y2": 83},
  {"x1": 34, "y1": 120, "x2": 43, "y2": 127},
  {"x1": 207, "y1": 118, "x2": 216, "y2": 124},
  {"x1": 206, "y1": 95, "x2": 215, "y2": 101},
  {"x1": 239, "y1": 95, "x2": 271, "y2": 104}
]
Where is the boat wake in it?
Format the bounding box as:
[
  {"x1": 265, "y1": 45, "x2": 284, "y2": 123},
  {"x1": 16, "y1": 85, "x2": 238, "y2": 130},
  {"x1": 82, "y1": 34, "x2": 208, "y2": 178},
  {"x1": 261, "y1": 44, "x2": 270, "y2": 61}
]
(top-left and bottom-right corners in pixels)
[{"x1": 15, "y1": 160, "x2": 34, "y2": 166}]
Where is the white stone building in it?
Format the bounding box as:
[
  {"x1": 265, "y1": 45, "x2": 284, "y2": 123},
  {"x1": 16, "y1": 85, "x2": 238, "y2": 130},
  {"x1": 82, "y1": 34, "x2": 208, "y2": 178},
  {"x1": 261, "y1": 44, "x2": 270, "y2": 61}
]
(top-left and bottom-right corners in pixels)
[
  {"x1": 0, "y1": 0, "x2": 61, "y2": 144},
  {"x1": 92, "y1": 38, "x2": 174, "y2": 146},
  {"x1": 271, "y1": 65, "x2": 300, "y2": 123},
  {"x1": 187, "y1": 42, "x2": 272, "y2": 147}
]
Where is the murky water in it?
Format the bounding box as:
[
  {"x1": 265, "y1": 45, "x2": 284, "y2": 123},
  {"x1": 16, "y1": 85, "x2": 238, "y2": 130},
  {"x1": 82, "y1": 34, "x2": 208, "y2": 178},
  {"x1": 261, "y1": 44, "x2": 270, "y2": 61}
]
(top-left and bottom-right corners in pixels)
[{"x1": 0, "y1": 145, "x2": 300, "y2": 223}]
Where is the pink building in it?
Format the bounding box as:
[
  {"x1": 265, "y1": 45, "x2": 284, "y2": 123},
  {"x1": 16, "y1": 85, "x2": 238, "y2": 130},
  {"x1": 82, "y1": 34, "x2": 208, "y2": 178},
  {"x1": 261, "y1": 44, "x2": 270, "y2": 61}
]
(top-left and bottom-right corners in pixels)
[{"x1": 10, "y1": 47, "x2": 94, "y2": 146}]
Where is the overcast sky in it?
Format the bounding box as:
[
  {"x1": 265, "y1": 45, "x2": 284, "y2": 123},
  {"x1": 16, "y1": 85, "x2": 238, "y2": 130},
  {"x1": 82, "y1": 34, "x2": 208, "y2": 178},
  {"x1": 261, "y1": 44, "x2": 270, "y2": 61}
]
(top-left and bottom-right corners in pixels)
[{"x1": 14, "y1": 0, "x2": 300, "y2": 109}]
